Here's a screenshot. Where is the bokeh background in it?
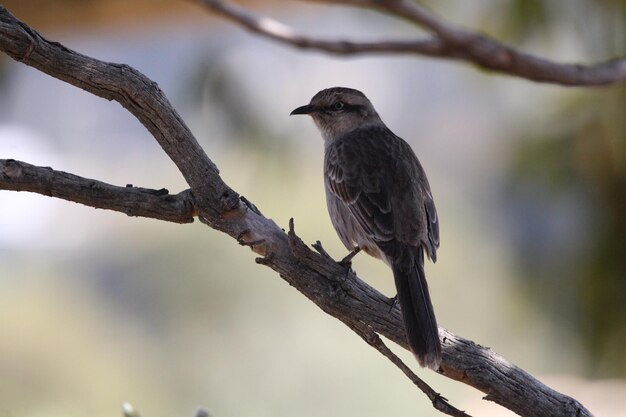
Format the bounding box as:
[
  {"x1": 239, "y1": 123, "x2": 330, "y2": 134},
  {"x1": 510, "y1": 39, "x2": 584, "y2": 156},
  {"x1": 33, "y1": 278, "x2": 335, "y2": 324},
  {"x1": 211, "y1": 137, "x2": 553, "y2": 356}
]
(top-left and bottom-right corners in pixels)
[{"x1": 0, "y1": 1, "x2": 625, "y2": 416}]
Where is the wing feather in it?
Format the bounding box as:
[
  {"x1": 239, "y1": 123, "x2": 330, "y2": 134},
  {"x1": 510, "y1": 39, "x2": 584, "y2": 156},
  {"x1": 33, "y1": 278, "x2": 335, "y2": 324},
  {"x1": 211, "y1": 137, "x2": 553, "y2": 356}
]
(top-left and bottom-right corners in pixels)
[
  {"x1": 324, "y1": 125, "x2": 439, "y2": 261},
  {"x1": 324, "y1": 128, "x2": 395, "y2": 243}
]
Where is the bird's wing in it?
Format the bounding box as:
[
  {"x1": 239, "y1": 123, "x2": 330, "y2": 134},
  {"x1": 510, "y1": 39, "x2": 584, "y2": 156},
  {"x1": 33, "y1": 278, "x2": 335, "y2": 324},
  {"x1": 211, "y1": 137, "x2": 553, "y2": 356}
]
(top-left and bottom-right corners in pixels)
[
  {"x1": 324, "y1": 128, "x2": 396, "y2": 244},
  {"x1": 325, "y1": 127, "x2": 439, "y2": 262},
  {"x1": 397, "y1": 139, "x2": 439, "y2": 262},
  {"x1": 423, "y1": 188, "x2": 439, "y2": 262}
]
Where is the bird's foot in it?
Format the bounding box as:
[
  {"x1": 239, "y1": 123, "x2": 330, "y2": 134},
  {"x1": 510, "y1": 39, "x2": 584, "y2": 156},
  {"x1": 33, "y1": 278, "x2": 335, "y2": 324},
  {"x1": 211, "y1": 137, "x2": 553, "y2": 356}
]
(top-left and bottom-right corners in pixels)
[
  {"x1": 338, "y1": 246, "x2": 361, "y2": 270},
  {"x1": 387, "y1": 295, "x2": 398, "y2": 313}
]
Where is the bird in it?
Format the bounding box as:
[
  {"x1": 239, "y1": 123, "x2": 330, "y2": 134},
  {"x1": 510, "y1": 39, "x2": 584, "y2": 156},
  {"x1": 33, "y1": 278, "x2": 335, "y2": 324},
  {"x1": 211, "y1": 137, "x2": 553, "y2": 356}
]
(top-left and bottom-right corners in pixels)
[{"x1": 290, "y1": 87, "x2": 441, "y2": 369}]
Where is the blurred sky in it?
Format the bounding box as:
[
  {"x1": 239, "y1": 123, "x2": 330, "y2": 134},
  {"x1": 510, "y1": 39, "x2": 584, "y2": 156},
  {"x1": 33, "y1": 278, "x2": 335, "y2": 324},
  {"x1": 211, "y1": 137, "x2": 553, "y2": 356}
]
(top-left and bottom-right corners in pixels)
[{"x1": 0, "y1": 1, "x2": 625, "y2": 417}]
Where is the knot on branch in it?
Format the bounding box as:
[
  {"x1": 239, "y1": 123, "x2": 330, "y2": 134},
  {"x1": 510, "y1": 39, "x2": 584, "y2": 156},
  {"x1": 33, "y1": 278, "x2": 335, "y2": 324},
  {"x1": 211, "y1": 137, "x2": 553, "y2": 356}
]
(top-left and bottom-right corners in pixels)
[
  {"x1": 219, "y1": 188, "x2": 240, "y2": 212},
  {"x1": 2, "y1": 159, "x2": 23, "y2": 178},
  {"x1": 237, "y1": 228, "x2": 269, "y2": 257}
]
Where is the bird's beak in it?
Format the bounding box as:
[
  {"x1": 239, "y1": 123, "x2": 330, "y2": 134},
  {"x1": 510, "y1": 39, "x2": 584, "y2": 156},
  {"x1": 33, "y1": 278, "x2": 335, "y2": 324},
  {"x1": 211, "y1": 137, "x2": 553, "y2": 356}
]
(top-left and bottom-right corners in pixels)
[{"x1": 290, "y1": 104, "x2": 314, "y2": 115}]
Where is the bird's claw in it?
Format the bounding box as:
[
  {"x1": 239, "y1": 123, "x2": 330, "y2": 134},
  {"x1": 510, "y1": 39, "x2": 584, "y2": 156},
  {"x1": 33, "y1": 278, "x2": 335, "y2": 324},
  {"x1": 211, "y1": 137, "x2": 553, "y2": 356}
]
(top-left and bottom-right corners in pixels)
[
  {"x1": 387, "y1": 295, "x2": 398, "y2": 313},
  {"x1": 338, "y1": 246, "x2": 361, "y2": 269}
]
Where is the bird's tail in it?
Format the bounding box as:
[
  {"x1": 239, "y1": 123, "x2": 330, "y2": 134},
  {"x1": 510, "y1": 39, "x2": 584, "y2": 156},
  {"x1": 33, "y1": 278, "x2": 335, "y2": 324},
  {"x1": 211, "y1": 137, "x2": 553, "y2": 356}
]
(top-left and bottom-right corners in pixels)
[{"x1": 391, "y1": 250, "x2": 441, "y2": 369}]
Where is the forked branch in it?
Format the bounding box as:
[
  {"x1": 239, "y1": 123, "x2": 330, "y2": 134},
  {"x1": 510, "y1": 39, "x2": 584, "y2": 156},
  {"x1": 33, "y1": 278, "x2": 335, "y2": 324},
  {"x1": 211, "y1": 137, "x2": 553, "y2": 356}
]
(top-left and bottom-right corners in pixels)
[{"x1": 197, "y1": 0, "x2": 626, "y2": 86}]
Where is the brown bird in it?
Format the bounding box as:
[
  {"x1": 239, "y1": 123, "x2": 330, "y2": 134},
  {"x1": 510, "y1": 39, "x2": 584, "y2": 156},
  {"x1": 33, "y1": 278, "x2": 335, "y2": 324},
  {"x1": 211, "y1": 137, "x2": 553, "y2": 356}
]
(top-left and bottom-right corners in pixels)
[{"x1": 291, "y1": 87, "x2": 441, "y2": 369}]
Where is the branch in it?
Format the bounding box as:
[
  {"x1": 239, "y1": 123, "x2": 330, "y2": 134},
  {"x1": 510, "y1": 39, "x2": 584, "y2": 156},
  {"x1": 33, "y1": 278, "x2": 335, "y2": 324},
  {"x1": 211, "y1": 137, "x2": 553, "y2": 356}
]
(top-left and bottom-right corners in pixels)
[
  {"x1": 297, "y1": 224, "x2": 470, "y2": 417},
  {"x1": 0, "y1": 6, "x2": 594, "y2": 417},
  {"x1": 353, "y1": 326, "x2": 469, "y2": 417},
  {"x1": 283, "y1": 220, "x2": 591, "y2": 417},
  {"x1": 198, "y1": 0, "x2": 447, "y2": 55},
  {"x1": 0, "y1": 159, "x2": 195, "y2": 223},
  {"x1": 309, "y1": 240, "x2": 470, "y2": 416},
  {"x1": 197, "y1": 0, "x2": 626, "y2": 86},
  {"x1": 0, "y1": 5, "x2": 235, "y2": 220}
]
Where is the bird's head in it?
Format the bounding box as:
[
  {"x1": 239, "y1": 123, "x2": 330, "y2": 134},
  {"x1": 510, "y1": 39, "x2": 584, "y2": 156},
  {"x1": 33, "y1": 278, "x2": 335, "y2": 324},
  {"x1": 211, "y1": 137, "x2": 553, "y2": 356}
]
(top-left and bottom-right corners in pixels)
[{"x1": 290, "y1": 87, "x2": 381, "y2": 141}]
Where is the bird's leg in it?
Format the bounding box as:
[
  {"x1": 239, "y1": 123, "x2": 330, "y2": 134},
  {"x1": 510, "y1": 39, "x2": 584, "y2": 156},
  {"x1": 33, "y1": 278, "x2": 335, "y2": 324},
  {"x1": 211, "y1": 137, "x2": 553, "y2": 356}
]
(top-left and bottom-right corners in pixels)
[
  {"x1": 387, "y1": 295, "x2": 399, "y2": 313},
  {"x1": 338, "y1": 246, "x2": 361, "y2": 269}
]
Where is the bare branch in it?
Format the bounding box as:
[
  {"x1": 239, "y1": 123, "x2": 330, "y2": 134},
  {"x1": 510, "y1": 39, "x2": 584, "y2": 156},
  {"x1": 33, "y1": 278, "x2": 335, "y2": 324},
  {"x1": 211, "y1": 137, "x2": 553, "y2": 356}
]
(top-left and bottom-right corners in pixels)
[
  {"x1": 0, "y1": 159, "x2": 195, "y2": 223},
  {"x1": 322, "y1": 271, "x2": 471, "y2": 416},
  {"x1": 354, "y1": 324, "x2": 468, "y2": 415},
  {"x1": 197, "y1": 0, "x2": 447, "y2": 55},
  {"x1": 197, "y1": 0, "x2": 626, "y2": 86},
  {"x1": 0, "y1": 5, "x2": 236, "y2": 221},
  {"x1": 0, "y1": 6, "x2": 595, "y2": 417},
  {"x1": 295, "y1": 223, "x2": 468, "y2": 416}
]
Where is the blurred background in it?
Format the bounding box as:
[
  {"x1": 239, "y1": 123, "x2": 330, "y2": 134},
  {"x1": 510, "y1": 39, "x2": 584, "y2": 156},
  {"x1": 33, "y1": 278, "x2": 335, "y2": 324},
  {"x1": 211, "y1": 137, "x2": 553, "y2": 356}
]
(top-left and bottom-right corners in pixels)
[{"x1": 0, "y1": 0, "x2": 624, "y2": 416}]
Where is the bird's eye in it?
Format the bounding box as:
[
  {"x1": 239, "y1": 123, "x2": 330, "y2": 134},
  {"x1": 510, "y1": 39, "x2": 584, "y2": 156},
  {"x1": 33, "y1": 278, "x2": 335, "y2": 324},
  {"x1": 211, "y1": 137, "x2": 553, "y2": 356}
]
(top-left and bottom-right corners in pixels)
[{"x1": 333, "y1": 102, "x2": 345, "y2": 110}]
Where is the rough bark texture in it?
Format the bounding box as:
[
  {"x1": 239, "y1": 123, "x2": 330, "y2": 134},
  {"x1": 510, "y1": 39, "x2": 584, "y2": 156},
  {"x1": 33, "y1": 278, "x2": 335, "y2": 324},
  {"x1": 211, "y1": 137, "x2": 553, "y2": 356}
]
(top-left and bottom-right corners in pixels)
[
  {"x1": 0, "y1": 159, "x2": 195, "y2": 223},
  {"x1": 0, "y1": 5, "x2": 595, "y2": 417}
]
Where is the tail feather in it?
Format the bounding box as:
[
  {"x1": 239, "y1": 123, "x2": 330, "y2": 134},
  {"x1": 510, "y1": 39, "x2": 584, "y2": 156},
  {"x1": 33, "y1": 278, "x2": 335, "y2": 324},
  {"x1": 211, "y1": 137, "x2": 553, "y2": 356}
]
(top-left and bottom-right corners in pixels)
[{"x1": 392, "y1": 250, "x2": 441, "y2": 369}]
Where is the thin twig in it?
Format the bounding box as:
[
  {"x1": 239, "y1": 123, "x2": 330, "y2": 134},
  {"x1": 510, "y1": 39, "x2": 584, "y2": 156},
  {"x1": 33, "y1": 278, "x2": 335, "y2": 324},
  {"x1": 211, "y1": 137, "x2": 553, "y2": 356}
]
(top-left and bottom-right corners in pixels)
[
  {"x1": 197, "y1": 0, "x2": 626, "y2": 86},
  {"x1": 198, "y1": 0, "x2": 446, "y2": 55},
  {"x1": 350, "y1": 321, "x2": 472, "y2": 417}
]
